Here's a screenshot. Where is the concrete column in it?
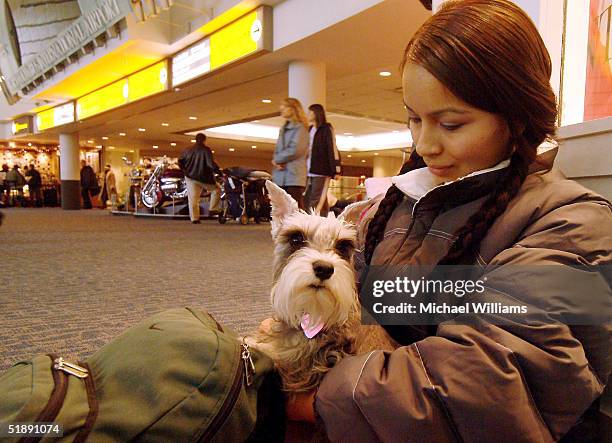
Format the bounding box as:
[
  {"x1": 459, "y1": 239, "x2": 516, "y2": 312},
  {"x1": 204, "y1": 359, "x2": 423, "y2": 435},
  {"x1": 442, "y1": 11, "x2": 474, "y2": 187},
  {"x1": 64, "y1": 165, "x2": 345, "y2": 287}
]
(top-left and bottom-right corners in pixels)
[
  {"x1": 59, "y1": 133, "x2": 81, "y2": 210},
  {"x1": 373, "y1": 155, "x2": 403, "y2": 177},
  {"x1": 288, "y1": 61, "x2": 326, "y2": 111}
]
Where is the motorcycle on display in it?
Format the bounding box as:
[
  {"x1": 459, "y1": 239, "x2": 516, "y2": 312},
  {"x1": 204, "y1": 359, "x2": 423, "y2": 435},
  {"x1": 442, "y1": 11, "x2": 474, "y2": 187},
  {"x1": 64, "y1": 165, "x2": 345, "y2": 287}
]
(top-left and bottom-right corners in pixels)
[{"x1": 140, "y1": 163, "x2": 188, "y2": 209}]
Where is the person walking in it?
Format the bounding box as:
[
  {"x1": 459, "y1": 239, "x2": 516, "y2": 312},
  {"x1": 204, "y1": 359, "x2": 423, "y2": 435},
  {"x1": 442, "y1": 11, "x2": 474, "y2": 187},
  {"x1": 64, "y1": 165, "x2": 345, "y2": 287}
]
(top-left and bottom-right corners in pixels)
[
  {"x1": 80, "y1": 160, "x2": 97, "y2": 209},
  {"x1": 272, "y1": 98, "x2": 309, "y2": 209},
  {"x1": 283, "y1": 1, "x2": 612, "y2": 441},
  {"x1": 100, "y1": 164, "x2": 117, "y2": 209},
  {"x1": 25, "y1": 164, "x2": 43, "y2": 207},
  {"x1": 178, "y1": 133, "x2": 219, "y2": 224},
  {"x1": 6, "y1": 165, "x2": 26, "y2": 206},
  {"x1": 304, "y1": 104, "x2": 342, "y2": 215}
]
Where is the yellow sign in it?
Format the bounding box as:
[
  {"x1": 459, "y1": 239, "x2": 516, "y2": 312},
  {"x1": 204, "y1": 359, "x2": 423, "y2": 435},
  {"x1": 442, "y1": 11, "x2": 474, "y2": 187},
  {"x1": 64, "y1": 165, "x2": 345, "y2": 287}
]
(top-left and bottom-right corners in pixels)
[
  {"x1": 37, "y1": 108, "x2": 55, "y2": 131},
  {"x1": 77, "y1": 80, "x2": 128, "y2": 120},
  {"x1": 128, "y1": 61, "x2": 168, "y2": 102},
  {"x1": 12, "y1": 121, "x2": 29, "y2": 134},
  {"x1": 210, "y1": 10, "x2": 263, "y2": 70}
]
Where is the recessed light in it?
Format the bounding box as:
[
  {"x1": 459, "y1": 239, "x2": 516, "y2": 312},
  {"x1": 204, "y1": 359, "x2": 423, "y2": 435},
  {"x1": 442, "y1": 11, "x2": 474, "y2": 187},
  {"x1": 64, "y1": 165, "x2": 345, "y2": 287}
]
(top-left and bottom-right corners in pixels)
[
  {"x1": 96, "y1": 145, "x2": 102, "y2": 149},
  {"x1": 174, "y1": 87, "x2": 180, "y2": 92},
  {"x1": 170, "y1": 142, "x2": 176, "y2": 146},
  {"x1": 229, "y1": 148, "x2": 235, "y2": 152},
  {"x1": 343, "y1": 132, "x2": 352, "y2": 135},
  {"x1": 138, "y1": 128, "x2": 146, "y2": 132},
  {"x1": 129, "y1": 150, "x2": 134, "y2": 153},
  {"x1": 347, "y1": 154, "x2": 352, "y2": 158},
  {"x1": 102, "y1": 136, "x2": 109, "y2": 140},
  {"x1": 189, "y1": 116, "x2": 197, "y2": 120},
  {"x1": 161, "y1": 123, "x2": 169, "y2": 127},
  {"x1": 153, "y1": 145, "x2": 159, "y2": 149},
  {"x1": 190, "y1": 139, "x2": 196, "y2": 143},
  {"x1": 28, "y1": 143, "x2": 32, "y2": 146},
  {"x1": 251, "y1": 145, "x2": 257, "y2": 149},
  {"x1": 379, "y1": 71, "x2": 392, "y2": 77},
  {"x1": 361, "y1": 159, "x2": 366, "y2": 163},
  {"x1": 108, "y1": 146, "x2": 115, "y2": 150},
  {"x1": 212, "y1": 150, "x2": 215, "y2": 153},
  {"x1": 87, "y1": 140, "x2": 94, "y2": 143},
  {"x1": 253, "y1": 120, "x2": 260, "y2": 123},
  {"x1": 374, "y1": 153, "x2": 379, "y2": 156},
  {"x1": 392, "y1": 130, "x2": 399, "y2": 133},
  {"x1": 261, "y1": 99, "x2": 272, "y2": 103},
  {"x1": 119, "y1": 132, "x2": 126, "y2": 136}
]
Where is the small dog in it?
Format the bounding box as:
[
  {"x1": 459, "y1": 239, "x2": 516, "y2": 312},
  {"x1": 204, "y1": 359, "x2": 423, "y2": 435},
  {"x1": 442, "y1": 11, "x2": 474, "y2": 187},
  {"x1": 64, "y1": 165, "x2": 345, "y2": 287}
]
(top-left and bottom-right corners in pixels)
[{"x1": 247, "y1": 181, "x2": 362, "y2": 393}]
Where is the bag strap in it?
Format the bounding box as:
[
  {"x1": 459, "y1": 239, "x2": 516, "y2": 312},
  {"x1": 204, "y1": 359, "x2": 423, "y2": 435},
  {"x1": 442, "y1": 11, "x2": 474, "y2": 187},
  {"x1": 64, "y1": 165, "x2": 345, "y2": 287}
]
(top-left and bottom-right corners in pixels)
[{"x1": 73, "y1": 361, "x2": 98, "y2": 443}]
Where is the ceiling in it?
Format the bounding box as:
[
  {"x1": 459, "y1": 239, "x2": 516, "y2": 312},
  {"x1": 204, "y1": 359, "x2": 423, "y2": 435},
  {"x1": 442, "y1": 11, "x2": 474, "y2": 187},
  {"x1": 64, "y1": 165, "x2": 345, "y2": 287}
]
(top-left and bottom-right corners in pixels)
[{"x1": 6, "y1": 0, "x2": 429, "y2": 166}]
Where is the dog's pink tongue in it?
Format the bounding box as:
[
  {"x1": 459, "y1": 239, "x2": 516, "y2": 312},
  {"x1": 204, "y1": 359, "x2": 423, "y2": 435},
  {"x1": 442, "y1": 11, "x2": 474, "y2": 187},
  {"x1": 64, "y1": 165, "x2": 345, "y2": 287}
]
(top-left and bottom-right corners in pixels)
[{"x1": 301, "y1": 313, "x2": 324, "y2": 339}]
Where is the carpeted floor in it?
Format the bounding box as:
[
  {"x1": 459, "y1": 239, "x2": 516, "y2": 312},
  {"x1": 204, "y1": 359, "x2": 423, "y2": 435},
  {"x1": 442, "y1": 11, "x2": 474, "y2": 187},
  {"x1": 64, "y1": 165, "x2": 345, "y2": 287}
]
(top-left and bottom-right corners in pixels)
[{"x1": 0, "y1": 208, "x2": 274, "y2": 370}]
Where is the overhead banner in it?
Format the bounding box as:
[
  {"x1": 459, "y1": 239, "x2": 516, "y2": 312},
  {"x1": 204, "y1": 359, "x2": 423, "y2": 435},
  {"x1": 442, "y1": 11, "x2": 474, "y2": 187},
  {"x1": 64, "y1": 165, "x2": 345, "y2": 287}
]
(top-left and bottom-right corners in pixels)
[
  {"x1": 37, "y1": 102, "x2": 75, "y2": 131},
  {"x1": 128, "y1": 60, "x2": 168, "y2": 102},
  {"x1": 172, "y1": 6, "x2": 271, "y2": 86}
]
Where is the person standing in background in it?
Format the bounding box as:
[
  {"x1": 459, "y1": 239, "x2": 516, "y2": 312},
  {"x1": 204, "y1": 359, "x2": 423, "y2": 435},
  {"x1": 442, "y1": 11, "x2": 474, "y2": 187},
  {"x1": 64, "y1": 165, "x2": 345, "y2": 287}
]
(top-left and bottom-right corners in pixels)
[
  {"x1": 272, "y1": 98, "x2": 309, "y2": 209},
  {"x1": 25, "y1": 164, "x2": 42, "y2": 207},
  {"x1": 100, "y1": 164, "x2": 117, "y2": 209},
  {"x1": 80, "y1": 160, "x2": 97, "y2": 209},
  {"x1": 178, "y1": 133, "x2": 219, "y2": 224},
  {"x1": 304, "y1": 104, "x2": 342, "y2": 215}
]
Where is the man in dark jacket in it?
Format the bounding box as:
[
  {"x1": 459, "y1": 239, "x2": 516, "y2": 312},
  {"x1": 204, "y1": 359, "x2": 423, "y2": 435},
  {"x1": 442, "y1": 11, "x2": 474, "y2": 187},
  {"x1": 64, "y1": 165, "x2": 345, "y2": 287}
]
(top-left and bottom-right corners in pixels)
[
  {"x1": 25, "y1": 164, "x2": 43, "y2": 207},
  {"x1": 178, "y1": 133, "x2": 219, "y2": 224},
  {"x1": 80, "y1": 160, "x2": 97, "y2": 209}
]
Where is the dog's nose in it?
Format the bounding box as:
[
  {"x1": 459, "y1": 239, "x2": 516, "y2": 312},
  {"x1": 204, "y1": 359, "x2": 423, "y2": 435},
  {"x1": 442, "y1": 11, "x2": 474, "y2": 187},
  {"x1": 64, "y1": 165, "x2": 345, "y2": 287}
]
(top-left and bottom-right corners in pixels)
[{"x1": 313, "y1": 261, "x2": 334, "y2": 281}]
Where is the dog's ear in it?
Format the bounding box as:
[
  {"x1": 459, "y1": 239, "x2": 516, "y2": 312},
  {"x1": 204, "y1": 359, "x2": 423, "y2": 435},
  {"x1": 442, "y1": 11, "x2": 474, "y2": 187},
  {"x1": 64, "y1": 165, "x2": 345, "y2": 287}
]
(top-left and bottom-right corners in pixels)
[{"x1": 265, "y1": 180, "x2": 298, "y2": 238}]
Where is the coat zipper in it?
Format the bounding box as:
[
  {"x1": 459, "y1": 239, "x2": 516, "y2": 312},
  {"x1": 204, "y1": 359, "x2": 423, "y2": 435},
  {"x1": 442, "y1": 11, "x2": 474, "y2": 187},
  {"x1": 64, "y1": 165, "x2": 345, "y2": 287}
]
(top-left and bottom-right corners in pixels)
[{"x1": 197, "y1": 341, "x2": 255, "y2": 442}]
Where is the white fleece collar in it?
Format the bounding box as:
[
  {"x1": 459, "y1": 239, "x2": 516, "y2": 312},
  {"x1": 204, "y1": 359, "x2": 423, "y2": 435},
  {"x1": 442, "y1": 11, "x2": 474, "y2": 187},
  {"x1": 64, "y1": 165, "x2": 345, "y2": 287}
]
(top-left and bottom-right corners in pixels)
[{"x1": 392, "y1": 159, "x2": 511, "y2": 201}]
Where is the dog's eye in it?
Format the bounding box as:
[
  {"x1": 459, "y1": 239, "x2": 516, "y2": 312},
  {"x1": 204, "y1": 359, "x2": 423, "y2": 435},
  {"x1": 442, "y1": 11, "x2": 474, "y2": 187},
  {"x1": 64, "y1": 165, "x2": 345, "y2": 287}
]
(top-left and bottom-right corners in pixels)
[
  {"x1": 335, "y1": 240, "x2": 354, "y2": 259},
  {"x1": 289, "y1": 232, "x2": 306, "y2": 249}
]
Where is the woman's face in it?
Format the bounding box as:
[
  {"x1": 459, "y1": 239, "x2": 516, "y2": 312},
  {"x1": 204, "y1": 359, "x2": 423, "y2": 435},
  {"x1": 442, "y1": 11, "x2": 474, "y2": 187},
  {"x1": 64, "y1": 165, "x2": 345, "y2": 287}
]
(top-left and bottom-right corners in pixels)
[
  {"x1": 402, "y1": 63, "x2": 512, "y2": 184},
  {"x1": 280, "y1": 103, "x2": 294, "y2": 120},
  {"x1": 307, "y1": 110, "x2": 316, "y2": 125}
]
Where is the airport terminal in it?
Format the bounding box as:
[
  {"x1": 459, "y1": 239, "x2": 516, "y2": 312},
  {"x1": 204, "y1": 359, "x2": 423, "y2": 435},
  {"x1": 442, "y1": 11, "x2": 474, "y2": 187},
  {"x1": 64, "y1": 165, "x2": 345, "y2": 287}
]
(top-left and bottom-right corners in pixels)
[{"x1": 0, "y1": 0, "x2": 610, "y2": 441}]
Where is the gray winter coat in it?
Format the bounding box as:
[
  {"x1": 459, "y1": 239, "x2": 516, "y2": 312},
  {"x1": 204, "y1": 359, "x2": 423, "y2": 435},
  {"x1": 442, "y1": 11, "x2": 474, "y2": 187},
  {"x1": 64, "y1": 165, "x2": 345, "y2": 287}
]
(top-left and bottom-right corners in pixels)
[{"x1": 272, "y1": 121, "x2": 308, "y2": 187}]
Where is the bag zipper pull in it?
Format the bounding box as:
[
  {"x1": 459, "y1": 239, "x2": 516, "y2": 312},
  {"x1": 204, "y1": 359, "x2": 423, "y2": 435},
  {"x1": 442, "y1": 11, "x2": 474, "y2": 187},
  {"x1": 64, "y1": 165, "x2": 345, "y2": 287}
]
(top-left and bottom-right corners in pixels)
[
  {"x1": 53, "y1": 357, "x2": 89, "y2": 379},
  {"x1": 241, "y1": 338, "x2": 256, "y2": 387}
]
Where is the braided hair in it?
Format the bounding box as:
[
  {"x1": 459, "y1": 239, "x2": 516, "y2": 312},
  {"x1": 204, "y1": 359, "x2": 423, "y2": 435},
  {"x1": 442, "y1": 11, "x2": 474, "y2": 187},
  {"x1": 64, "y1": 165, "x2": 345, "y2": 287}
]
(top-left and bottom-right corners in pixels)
[{"x1": 365, "y1": 0, "x2": 557, "y2": 266}]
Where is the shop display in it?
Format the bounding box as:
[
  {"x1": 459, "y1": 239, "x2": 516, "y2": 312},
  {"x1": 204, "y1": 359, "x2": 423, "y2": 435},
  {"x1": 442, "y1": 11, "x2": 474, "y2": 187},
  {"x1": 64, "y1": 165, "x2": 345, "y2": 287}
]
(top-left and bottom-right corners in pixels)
[{"x1": 140, "y1": 162, "x2": 187, "y2": 208}]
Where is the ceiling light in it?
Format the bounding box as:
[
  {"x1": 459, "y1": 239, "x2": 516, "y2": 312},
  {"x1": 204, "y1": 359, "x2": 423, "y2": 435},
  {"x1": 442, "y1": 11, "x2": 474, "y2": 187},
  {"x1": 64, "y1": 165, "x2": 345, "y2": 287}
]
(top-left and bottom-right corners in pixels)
[
  {"x1": 108, "y1": 146, "x2": 115, "y2": 150},
  {"x1": 102, "y1": 136, "x2": 109, "y2": 140},
  {"x1": 174, "y1": 87, "x2": 180, "y2": 92},
  {"x1": 392, "y1": 130, "x2": 399, "y2": 133},
  {"x1": 229, "y1": 148, "x2": 235, "y2": 152},
  {"x1": 251, "y1": 145, "x2": 257, "y2": 149},
  {"x1": 379, "y1": 71, "x2": 392, "y2": 77},
  {"x1": 253, "y1": 120, "x2": 260, "y2": 123},
  {"x1": 9, "y1": 142, "x2": 15, "y2": 148},
  {"x1": 347, "y1": 154, "x2": 352, "y2": 158},
  {"x1": 28, "y1": 143, "x2": 32, "y2": 146},
  {"x1": 190, "y1": 139, "x2": 196, "y2": 142},
  {"x1": 212, "y1": 150, "x2": 215, "y2": 153},
  {"x1": 153, "y1": 145, "x2": 159, "y2": 149},
  {"x1": 138, "y1": 128, "x2": 146, "y2": 132},
  {"x1": 261, "y1": 99, "x2": 272, "y2": 103},
  {"x1": 87, "y1": 140, "x2": 94, "y2": 143},
  {"x1": 129, "y1": 150, "x2": 134, "y2": 153},
  {"x1": 170, "y1": 142, "x2": 176, "y2": 146},
  {"x1": 96, "y1": 145, "x2": 102, "y2": 149},
  {"x1": 344, "y1": 132, "x2": 352, "y2": 135},
  {"x1": 161, "y1": 123, "x2": 169, "y2": 127},
  {"x1": 374, "y1": 153, "x2": 379, "y2": 156},
  {"x1": 189, "y1": 116, "x2": 197, "y2": 120},
  {"x1": 119, "y1": 132, "x2": 126, "y2": 136},
  {"x1": 361, "y1": 159, "x2": 367, "y2": 163}
]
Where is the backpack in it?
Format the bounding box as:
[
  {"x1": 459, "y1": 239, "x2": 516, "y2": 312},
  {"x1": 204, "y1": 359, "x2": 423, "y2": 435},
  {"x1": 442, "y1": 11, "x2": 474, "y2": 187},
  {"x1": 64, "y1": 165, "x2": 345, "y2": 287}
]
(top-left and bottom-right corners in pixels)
[{"x1": 0, "y1": 307, "x2": 285, "y2": 442}]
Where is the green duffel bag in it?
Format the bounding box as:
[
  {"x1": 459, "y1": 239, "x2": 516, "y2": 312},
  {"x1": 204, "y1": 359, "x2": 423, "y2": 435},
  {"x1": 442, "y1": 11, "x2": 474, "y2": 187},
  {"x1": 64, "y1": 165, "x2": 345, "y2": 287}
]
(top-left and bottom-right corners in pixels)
[{"x1": 0, "y1": 307, "x2": 285, "y2": 442}]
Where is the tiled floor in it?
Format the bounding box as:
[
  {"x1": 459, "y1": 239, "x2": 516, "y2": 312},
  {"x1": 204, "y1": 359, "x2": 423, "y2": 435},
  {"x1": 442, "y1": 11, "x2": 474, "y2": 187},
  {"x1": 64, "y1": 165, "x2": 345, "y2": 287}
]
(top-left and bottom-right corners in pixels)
[{"x1": 0, "y1": 208, "x2": 274, "y2": 370}]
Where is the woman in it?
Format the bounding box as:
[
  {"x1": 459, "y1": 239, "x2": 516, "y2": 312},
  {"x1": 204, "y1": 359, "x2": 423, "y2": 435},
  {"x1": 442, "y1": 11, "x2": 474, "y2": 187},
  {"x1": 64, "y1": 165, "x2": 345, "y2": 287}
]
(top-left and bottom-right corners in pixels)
[
  {"x1": 304, "y1": 104, "x2": 342, "y2": 215},
  {"x1": 272, "y1": 98, "x2": 309, "y2": 209},
  {"x1": 286, "y1": 1, "x2": 612, "y2": 441}
]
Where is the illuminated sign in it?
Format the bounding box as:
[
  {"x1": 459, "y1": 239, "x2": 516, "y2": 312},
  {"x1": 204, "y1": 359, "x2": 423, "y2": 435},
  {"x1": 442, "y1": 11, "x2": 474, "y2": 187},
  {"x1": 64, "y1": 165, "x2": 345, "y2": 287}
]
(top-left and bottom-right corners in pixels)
[
  {"x1": 77, "y1": 80, "x2": 127, "y2": 120},
  {"x1": 172, "y1": 6, "x2": 271, "y2": 86},
  {"x1": 128, "y1": 60, "x2": 168, "y2": 102},
  {"x1": 172, "y1": 39, "x2": 211, "y2": 86},
  {"x1": 37, "y1": 102, "x2": 75, "y2": 131},
  {"x1": 11, "y1": 116, "x2": 33, "y2": 135}
]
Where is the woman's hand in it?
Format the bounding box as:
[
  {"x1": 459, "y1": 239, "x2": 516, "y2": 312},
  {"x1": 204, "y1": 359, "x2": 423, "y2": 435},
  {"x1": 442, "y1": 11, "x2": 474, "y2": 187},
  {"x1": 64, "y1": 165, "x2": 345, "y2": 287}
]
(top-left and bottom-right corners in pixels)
[
  {"x1": 271, "y1": 160, "x2": 286, "y2": 170},
  {"x1": 286, "y1": 390, "x2": 316, "y2": 423}
]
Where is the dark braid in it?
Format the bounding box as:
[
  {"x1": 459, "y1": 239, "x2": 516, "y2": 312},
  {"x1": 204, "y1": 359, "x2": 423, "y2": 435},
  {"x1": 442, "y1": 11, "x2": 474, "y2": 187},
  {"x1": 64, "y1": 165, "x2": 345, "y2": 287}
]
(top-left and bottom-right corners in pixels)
[
  {"x1": 364, "y1": 151, "x2": 426, "y2": 265},
  {"x1": 439, "y1": 140, "x2": 536, "y2": 265}
]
